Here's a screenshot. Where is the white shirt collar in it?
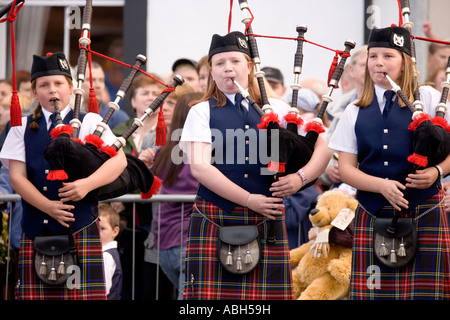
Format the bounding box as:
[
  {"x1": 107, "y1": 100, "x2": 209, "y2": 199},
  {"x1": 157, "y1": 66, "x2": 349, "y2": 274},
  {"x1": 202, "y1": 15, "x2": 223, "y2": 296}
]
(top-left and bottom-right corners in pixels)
[
  {"x1": 42, "y1": 104, "x2": 71, "y2": 128},
  {"x1": 102, "y1": 240, "x2": 118, "y2": 251},
  {"x1": 224, "y1": 92, "x2": 248, "y2": 109},
  {"x1": 374, "y1": 84, "x2": 395, "y2": 111}
]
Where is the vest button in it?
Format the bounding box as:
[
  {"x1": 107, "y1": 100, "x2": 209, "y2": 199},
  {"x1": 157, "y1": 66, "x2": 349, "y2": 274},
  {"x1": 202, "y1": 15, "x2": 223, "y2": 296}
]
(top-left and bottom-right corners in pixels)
[
  {"x1": 384, "y1": 161, "x2": 389, "y2": 166},
  {"x1": 245, "y1": 140, "x2": 249, "y2": 145},
  {"x1": 383, "y1": 129, "x2": 389, "y2": 133},
  {"x1": 383, "y1": 145, "x2": 388, "y2": 149},
  {"x1": 43, "y1": 219, "x2": 48, "y2": 224},
  {"x1": 244, "y1": 174, "x2": 248, "y2": 178},
  {"x1": 245, "y1": 156, "x2": 249, "y2": 161},
  {"x1": 245, "y1": 125, "x2": 250, "y2": 130},
  {"x1": 43, "y1": 186, "x2": 48, "y2": 191},
  {"x1": 45, "y1": 169, "x2": 49, "y2": 174}
]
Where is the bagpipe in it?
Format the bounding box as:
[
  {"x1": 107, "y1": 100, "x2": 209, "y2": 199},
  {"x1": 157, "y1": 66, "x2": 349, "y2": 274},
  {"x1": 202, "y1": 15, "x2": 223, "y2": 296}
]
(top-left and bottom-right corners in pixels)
[
  {"x1": 42, "y1": 0, "x2": 184, "y2": 201},
  {"x1": 380, "y1": 0, "x2": 450, "y2": 234},
  {"x1": 236, "y1": 0, "x2": 355, "y2": 191}
]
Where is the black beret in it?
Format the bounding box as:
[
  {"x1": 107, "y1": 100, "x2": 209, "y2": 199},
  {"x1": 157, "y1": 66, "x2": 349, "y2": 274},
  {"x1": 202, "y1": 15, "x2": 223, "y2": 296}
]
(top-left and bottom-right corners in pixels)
[
  {"x1": 31, "y1": 52, "x2": 72, "y2": 82},
  {"x1": 367, "y1": 26, "x2": 411, "y2": 56},
  {"x1": 208, "y1": 31, "x2": 251, "y2": 60}
]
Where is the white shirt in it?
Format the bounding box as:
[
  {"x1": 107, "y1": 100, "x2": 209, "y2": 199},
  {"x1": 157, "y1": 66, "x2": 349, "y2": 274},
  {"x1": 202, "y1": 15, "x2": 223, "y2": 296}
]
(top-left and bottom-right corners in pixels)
[
  {"x1": 329, "y1": 85, "x2": 450, "y2": 155},
  {"x1": 179, "y1": 93, "x2": 303, "y2": 152},
  {"x1": 0, "y1": 107, "x2": 118, "y2": 168},
  {"x1": 102, "y1": 240, "x2": 118, "y2": 295}
]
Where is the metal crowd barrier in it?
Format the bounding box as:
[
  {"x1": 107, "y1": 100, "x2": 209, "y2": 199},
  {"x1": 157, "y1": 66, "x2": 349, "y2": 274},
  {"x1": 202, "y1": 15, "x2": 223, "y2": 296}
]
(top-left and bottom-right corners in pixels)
[{"x1": 0, "y1": 193, "x2": 196, "y2": 300}]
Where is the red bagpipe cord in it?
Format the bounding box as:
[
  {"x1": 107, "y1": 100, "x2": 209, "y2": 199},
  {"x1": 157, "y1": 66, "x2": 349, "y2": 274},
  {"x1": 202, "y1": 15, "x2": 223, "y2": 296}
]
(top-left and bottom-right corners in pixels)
[{"x1": 0, "y1": 0, "x2": 24, "y2": 127}]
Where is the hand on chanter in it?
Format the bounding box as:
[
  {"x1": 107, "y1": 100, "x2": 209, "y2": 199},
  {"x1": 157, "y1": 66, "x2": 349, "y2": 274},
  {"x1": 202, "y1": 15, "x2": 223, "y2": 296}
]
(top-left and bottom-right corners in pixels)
[
  {"x1": 405, "y1": 167, "x2": 440, "y2": 189},
  {"x1": 59, "y1": 178, "x2": 91, "y2": 202},
  {"x1": 246, "y1": 194, "x2": 284, "y2": 220},
  {"x1": 270, "y1": 173, "x2": 303, "y2": 197},
  {"x1": 380, "y1": 178, "x2": 408, "y2": 211},
  {"x1": 46, "y1": 200, "x2": 75, "y2": 228}
]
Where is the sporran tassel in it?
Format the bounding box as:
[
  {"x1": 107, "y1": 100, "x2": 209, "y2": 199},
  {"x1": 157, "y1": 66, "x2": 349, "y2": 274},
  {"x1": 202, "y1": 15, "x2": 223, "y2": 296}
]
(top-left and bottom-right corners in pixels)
[
  {"x1": 226, "y1": 245, "x2": 233, "y2": 266},
  {"x1": 39, "y1": 255, "x2": 47, "y2": 275},
  {"x1": 236, "y1": 256, "x2": 242, "y2": 271},
  {"x1": 48, "y1": 257, "x2": 57, "y2": 281},
  {"x1": 245, "y1": 249, "x2": 253, "y2": 264},
  {"x1": 58, "y1": 255, "x2": 66, "y2": 275},
  {"x1": 398, "y1": 238, "x2": 406, "y2": 257},
  {"x1": 390, "y1": 239, "x2": 397, "y2": 263},
  {"x1": 390, "y1": 249, "x2": 397, "y2": 263},
  {"x1": 379, "y1": 237, "x2": 389, "y2": 257}
]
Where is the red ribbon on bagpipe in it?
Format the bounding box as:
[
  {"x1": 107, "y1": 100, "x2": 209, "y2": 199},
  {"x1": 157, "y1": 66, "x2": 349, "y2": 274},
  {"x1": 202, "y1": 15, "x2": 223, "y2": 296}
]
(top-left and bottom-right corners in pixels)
[{"x1": 0, "y1": 0, "x2": 25, "y2": 127}]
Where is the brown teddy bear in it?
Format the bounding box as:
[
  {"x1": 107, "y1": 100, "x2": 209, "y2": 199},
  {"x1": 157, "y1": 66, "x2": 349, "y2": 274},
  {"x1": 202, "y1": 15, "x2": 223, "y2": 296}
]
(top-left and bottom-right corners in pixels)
[{"x1": 290, "y1": 189, "x2": 358, "y2": 300}]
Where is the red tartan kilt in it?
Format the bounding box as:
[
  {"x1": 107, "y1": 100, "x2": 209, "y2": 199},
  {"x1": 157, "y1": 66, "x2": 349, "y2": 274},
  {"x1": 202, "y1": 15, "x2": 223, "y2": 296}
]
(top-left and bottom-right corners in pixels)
[
  {"x1": 15, "y1": 220, "x2": 106, "y2": 300},
  {"x1": 183, "y1": 198, "x2": 294, "y2": 300},
  {"x1": 351, "y1": 190, "x2": 450, "y2": 300}
]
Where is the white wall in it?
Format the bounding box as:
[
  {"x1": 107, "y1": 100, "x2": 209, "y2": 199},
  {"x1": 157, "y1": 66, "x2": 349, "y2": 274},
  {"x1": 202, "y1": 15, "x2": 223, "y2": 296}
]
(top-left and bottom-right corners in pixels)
[{"x1": 146, "y1": 0, "x2": 366, "y2": 88}]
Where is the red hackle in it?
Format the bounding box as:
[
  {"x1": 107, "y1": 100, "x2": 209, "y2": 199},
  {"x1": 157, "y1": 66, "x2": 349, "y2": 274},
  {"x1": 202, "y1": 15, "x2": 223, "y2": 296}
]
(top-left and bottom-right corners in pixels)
[
  {"x1": 408, "y1": 113, "x2": 430, "y2": 131},
  {"x1": 141, "y1": 176, "x2": 162, "y2": 199}
]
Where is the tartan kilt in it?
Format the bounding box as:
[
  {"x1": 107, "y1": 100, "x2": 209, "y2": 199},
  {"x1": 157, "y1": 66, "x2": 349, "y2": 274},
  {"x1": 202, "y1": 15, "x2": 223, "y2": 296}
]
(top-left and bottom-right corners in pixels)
[
  {"x1": 350, "y1": 190, "x2": 450, "y2": 300},
  {"x1": 15, "y1": 220, "x2": 106, "y2": 300},
  {"x1": 183, "y1": 198, "x2": 294, "y2": 300}
]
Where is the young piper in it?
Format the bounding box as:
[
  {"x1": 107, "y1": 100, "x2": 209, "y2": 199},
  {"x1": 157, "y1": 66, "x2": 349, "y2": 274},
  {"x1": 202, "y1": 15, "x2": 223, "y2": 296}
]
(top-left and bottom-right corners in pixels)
[
  {"x1": 0, "y1": 52, "x2": 127, "y2": 300},
  {"x1": 330, "y1": 26, "x2": 450, "y2": 299},
  {"x1": 179, "y1": 31, "x2": 331, "y2": 300}
]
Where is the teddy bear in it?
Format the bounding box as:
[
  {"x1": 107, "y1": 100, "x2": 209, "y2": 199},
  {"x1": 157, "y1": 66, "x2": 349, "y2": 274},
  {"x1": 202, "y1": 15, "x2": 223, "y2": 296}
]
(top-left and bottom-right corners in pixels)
[{"x1": 290, "y1": 189, "x2": 358, "y2": 300}]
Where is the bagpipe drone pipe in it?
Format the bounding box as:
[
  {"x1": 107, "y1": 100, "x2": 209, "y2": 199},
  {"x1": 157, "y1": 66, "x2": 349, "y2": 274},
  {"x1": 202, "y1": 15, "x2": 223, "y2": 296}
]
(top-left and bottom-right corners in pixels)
[
  {"x1": 237, "y1": 0, "x2": 355, "y2": 191},
  {"x1": 379, "y1": 0, "x2": 450, "y2": 235},
  {"x1": 42, "y1": 0, "x2": 184, "y2": 201}
]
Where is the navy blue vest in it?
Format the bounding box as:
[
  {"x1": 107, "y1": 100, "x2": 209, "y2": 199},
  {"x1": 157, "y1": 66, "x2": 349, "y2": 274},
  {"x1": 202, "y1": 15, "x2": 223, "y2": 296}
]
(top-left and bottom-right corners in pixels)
[
  {"x1": 197, "y1": 97, "x2": 274, "y2": 212},
  {"x1": 105, "y1": 247, "x2": 122, "y2": 300},
  {"x1": 355, "y1": 93, "x2": 439, "y2": 215},
  {"x1": 22, "y1": 110, "x2": 96, "y2": 239}
]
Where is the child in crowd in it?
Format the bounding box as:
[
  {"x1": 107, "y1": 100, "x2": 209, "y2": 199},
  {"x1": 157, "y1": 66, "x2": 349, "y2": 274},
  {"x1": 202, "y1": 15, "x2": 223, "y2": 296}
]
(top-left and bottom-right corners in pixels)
[{"x1": 98, "y1": 203, "x2": 123, "y2": 300}]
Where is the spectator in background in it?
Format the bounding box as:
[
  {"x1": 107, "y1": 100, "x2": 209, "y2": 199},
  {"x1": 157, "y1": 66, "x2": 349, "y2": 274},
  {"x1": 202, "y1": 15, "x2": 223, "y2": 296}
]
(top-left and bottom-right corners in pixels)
[
  {"x1": 0, "y1": 93, "x2": 32, "y2": 133},
  {"x1": 98, "y1": 203, "x2": 123, "y2": 300},
  {"x1": 171, "y1": 58, "x2": 200, "y2": 92},
  {"x1": 196, "y1": 55, "x2": 209, "y2": 93},
  {"x1": 0, "y1": 79, "x2": 12, "y2": 105},
  {"x1": 80, "y1": 61, "x2": 130, "y2": 129},
  {"x1": 261, "y1": 66, "x2": 287, "y2": 99},
  {"x1": 423, "y1": 21, "x2": 450, "y2": 80},
  {"x1": 15, "y1": 70, "x2": 32, "y2": 99},
  {"x1": 151, "y1": 92, "x2": 201, "y2": 300},
  {"x1": 104, "y1": 39, "x2": 124, "y2": 107}
]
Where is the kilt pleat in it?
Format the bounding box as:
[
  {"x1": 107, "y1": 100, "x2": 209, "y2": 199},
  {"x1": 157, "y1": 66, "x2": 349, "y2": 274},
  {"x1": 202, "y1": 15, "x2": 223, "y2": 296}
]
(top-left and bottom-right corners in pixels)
[
  {"x1": 350, "y1": 190, "x2": 450, "y2": 300},
  {"x1": 15, "y1": 221, "x2": 106, "y2": 300},
  {"x1": 183, "y1": 199, "x2": 294, "y2": 300}
]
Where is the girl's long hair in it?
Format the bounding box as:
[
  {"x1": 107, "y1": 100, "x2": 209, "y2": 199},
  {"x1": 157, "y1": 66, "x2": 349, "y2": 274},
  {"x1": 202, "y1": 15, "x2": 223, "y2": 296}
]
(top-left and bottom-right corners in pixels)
[
  {"x1": 152, "y1": 92, "x2": 204, "y2": 187},
  {"x1": 355, "y1": 51, "x2": 416, "y2": 108}
]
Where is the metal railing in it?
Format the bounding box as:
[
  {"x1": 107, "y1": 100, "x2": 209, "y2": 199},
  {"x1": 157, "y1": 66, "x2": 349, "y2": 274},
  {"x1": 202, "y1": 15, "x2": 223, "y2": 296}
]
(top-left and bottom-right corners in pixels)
[{"x1": 0, "y1": 193, "x2": 196, "y2": 300}]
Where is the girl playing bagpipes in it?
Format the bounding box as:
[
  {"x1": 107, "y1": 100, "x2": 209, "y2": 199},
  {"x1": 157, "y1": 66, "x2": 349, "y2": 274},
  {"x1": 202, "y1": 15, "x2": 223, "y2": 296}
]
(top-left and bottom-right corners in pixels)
[
  {"x1": 329, "y1": 26, "x2": 450, "y2": 300},
  {"x1": 179, "y1": 31, "x2": 331, "y2": 300},
  {"x1": 0, "y1": 52, "x2": 127, "y2": 300}
]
